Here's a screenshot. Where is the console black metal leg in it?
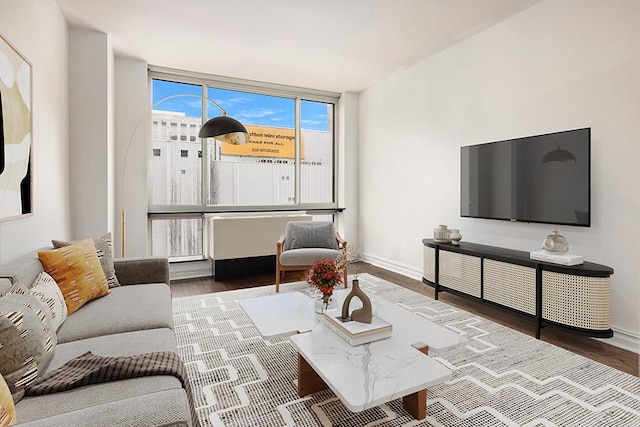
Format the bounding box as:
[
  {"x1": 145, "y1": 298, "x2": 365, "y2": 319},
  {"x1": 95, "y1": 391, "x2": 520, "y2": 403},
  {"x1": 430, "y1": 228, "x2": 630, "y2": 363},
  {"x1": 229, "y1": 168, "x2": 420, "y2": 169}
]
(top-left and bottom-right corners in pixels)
[
  {"x1": 434, "y1": 248, "x2": 440, "y2": 300},
  {"x1": 535, "y1": 265, "x2": 542, "y2": 339}
]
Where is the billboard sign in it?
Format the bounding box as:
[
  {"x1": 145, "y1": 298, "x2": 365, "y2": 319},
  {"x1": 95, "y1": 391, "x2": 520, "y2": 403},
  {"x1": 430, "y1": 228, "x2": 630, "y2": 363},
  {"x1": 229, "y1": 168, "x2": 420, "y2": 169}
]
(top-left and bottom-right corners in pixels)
[{"x1": 222, "y1": 125, "x2": 303, "y2": 158}]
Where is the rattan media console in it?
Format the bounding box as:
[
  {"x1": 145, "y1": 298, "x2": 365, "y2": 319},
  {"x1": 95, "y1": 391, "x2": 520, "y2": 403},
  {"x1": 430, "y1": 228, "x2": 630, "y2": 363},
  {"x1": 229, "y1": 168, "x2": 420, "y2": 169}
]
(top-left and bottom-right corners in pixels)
[{"x1": 422, "y1": 239, "x2": 614, "y2": 339}]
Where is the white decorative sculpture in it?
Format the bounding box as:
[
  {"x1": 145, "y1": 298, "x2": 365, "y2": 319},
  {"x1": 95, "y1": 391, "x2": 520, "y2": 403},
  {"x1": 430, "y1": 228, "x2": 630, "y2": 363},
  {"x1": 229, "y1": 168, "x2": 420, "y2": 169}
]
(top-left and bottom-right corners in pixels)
[{"x1": 542, "y1": 230, "x2": 569, "y2": 253}]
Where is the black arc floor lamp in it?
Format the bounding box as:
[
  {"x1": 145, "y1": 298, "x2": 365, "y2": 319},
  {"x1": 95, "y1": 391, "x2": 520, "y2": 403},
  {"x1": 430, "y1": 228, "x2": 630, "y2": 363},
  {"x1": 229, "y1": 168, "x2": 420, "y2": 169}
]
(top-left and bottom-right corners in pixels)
[{"x1": 120, "y1": 94, "x2": 249, "y2": 257}]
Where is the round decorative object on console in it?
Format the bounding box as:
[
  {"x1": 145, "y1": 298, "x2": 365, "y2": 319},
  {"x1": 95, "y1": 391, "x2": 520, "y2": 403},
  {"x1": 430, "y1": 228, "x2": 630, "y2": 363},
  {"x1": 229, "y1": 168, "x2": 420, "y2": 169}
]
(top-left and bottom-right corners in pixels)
[
  {"x1": 450, "y1": 229, "x2": 462, "y2": 245},
  {"x1": 433, "y1": 225, "x2": 451, "y2": 243},
  {"x1": 542, "y1": 229, "x2": 569, "y2": 253}
]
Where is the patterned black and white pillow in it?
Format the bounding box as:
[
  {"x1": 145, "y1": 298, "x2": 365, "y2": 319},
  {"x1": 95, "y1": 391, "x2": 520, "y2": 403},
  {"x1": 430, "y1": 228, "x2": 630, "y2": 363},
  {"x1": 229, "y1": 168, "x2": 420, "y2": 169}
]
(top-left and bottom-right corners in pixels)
[
  {"x1": 27, "y1": 272, "x2": 67, "y2": 331},
  {"x1": 0, "y1": 292, "x2": 57, "y2": 403}
]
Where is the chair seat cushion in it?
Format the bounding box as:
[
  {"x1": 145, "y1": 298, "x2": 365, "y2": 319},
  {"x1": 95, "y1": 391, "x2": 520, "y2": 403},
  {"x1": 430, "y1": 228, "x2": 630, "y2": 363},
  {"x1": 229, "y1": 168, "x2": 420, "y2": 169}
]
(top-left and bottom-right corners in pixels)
[{"x1": 280, "y1": 248, "x2": 342, "y2": 266}]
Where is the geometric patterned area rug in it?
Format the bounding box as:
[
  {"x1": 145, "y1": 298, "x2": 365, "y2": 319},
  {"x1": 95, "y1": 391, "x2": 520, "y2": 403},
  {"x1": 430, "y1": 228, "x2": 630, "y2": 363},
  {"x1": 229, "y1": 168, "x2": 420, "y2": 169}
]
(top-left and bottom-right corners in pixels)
[{"x1": 172, "y1": 273, "x2": 640, "y2": 427}]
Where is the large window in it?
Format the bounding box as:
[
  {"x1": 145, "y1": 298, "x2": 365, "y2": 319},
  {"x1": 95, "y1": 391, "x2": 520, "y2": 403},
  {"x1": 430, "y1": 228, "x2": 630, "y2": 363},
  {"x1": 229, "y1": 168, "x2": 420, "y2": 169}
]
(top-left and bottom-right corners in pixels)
[
  {"x1": 148, "y1": 70, "x2": 339, "y2": 258},
  {"x1": 150, "y1": 80, "x2": 203, "y2": 207},
  {"x1": 205, "y1": 87, "x2": 297, "y2": 206}
]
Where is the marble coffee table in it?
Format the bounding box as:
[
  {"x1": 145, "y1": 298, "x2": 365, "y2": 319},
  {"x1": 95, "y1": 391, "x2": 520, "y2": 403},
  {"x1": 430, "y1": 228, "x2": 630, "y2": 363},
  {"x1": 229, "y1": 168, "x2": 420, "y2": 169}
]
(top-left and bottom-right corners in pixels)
[{"x1": 239, "y1": 287, "x2": 465, "y2": 420}]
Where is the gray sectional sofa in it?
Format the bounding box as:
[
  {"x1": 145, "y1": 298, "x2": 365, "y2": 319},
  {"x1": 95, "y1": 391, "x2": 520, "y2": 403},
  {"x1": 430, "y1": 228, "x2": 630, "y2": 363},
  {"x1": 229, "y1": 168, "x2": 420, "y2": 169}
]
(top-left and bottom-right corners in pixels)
[{"x1": 0, "y1": 249, "x2": 193, "y2": 427}]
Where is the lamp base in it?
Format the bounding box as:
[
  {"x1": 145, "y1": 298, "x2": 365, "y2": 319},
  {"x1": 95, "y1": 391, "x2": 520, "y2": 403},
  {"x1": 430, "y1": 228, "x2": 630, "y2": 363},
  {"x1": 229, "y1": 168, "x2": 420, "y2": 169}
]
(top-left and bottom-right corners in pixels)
[{"x1": 121, "y1": 209, "x2": 126, "y2": 258}]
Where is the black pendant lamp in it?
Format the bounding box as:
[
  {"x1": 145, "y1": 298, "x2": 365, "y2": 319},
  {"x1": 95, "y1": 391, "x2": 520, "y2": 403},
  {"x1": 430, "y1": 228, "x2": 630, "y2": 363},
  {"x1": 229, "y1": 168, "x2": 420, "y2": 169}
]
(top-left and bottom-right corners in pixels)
[
  {"x1": 542, "y1": 148, "x2": 576, "y2": 164},
  {"x1": 198, "y1": 114, "x2": 249, "y2": 145},
  {"x1": 541, "y1": 137, "x2": 576, "y2": 164}
]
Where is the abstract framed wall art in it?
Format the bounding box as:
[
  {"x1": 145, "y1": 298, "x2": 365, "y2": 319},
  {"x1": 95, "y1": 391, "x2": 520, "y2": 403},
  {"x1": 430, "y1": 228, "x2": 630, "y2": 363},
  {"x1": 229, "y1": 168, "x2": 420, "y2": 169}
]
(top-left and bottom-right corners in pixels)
[{"x1": 0, "y1": 33, "x2": 32, "y2": 221}]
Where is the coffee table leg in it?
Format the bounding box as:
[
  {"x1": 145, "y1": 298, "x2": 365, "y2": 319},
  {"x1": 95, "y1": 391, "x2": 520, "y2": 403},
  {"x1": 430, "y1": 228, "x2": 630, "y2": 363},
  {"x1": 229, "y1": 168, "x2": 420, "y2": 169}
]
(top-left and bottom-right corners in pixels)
[
  {"x1": 298, "y1": 345, "x2": 433, "y2": 420},
  {"x1": 297, "y1": 353, "x2": 329, "y2": 397},
  {"x1": 402, "y1": 345, "x2": 430, "y2": 419},
  {"x1": 403, "y1": 389, "x2": 427, "y2": 419}
]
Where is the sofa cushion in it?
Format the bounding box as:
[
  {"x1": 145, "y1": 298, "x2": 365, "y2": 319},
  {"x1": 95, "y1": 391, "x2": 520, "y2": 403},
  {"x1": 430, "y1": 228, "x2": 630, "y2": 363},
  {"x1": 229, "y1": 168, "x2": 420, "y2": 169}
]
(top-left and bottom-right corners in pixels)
[
  {"x1": 26, "y1": 273, "x2": 67, "y2": 331},
  {"x1": 46, "y1": 328, "x2": 178, "y2": 372},
  {"x1": 38, "y1": 239, "x2": 110, "y2": 315},
  {"x1": 0, "y1": 279, "x2": 12, "y2": 298},
  {"x1": 285, "y1": 221, "x2": 337, "y2": 250},
  {"x1": 0, "y1": 249, "x2": 45, "y2": 291},
  {"x1": 56, "y1": 284, "x2": 173, "y2": 344},
  {"x1": 0, "y1": 374, "x2": 16, "y2": 426},
  {"x1": 279, "y1": 248, "x2": 342, "y2": 266},
  {"x1": 15, "y1": 389, "x2": 191, "y2": 427},
  {"x1": 52, "y1": 233, "x2": 121, "y2": 289},
  {"x1": 14, "y1": 328, "x2": 184, "y2": 424},
  {"x1": 0, "y1": 294, "x2": 57, "y2": 403}
]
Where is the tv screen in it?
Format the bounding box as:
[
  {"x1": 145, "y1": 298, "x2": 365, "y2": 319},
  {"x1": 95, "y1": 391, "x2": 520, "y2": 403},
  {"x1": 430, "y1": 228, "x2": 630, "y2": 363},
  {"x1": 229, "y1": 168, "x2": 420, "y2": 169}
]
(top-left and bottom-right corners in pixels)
[{"x1": 460, "y1": 128, "x2": 591, "y2": 227}]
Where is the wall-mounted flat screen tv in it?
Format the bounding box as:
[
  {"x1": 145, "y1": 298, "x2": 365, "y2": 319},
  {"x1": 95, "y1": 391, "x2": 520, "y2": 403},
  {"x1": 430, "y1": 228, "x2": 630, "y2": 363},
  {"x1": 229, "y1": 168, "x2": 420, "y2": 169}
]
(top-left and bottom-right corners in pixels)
[{"x1": 460, "y1": 128, "x2": 591, "y2": 227}]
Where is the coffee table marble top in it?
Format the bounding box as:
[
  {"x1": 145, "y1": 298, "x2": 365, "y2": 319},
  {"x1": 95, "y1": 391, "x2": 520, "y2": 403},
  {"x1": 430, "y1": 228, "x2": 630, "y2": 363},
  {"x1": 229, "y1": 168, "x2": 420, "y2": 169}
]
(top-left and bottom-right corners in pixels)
[
  {"x1": 239, "y1": 292, "x2": 317, "y2": 339},
  {"x1": 289, "y1": 325, "x2": 453, "y2": 412},
  {"x1": 239, "y1": 288, "x2": 466, "y2": 350},
  {"x1": 240, "y1": 287, "x2": 465, "y2": 414}
]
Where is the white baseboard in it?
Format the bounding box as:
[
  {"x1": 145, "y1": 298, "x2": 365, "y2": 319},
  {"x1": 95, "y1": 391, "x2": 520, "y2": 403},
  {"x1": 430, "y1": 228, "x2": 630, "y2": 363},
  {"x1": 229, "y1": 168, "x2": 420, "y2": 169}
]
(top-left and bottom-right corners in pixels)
[
  {"x1": 363, "y1": 253, "x2": 640, "y2": 355},
  {"x1": 595, "y1": 326, "x2": 640, "y2": 354},
  {"x1": 362, "y1": 252, "x2": 423, "y2": 281}
]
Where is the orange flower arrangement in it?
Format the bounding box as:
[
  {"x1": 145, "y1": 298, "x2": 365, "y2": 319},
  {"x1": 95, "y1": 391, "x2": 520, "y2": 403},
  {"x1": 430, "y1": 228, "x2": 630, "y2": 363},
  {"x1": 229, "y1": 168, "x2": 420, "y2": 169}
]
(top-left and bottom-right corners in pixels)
[{"x1": 307, "y1": 258, "x2": 344, "y2": 310}]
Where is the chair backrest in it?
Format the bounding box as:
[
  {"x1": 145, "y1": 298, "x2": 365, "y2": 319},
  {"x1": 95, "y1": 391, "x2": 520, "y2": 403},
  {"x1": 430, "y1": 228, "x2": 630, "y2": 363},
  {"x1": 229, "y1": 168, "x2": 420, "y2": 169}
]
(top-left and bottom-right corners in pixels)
[{"x1": 284, "y1": 221, "x2": 338, "y2": 251}]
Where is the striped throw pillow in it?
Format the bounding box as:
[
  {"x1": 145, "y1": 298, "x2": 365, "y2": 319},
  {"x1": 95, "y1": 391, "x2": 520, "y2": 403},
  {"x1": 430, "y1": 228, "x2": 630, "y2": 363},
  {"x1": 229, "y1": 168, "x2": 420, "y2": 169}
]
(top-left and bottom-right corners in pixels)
[
  {"x1": 52, "y1": 233, "x2": 120, "y2": 288},
  {"x1": 0, "y1": 293, "x2": 57, "y2": 403},
  {"x1": 27, "y1": 272, "x2": 67, "y2": 331},
  {"x1": 0, "y1": 374, "x2": 16, "y2": 426},
  {"x1": 38, "y1": 238, "x2": 110, "y2": 315}
]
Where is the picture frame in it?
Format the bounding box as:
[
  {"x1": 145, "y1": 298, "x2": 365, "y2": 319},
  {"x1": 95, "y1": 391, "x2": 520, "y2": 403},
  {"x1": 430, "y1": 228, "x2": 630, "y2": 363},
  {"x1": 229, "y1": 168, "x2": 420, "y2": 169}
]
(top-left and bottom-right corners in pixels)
[{"x1": 0, "y1": 33, "x2": 32, "y2": 221}]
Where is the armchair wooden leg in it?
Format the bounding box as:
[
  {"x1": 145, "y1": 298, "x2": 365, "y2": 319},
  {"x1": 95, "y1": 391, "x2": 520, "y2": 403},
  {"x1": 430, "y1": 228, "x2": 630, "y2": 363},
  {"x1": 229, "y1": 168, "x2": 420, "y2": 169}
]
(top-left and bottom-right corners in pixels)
[{"x1": 275, "y1": 267, "x2": 281, "y2": 293}]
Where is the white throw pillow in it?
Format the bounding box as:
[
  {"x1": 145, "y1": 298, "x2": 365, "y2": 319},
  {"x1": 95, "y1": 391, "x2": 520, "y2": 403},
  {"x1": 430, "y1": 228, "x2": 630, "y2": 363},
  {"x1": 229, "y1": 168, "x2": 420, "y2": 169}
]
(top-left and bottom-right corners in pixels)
[{"x1": 28, "y1": 272, "x2": 68, "y2": 331}]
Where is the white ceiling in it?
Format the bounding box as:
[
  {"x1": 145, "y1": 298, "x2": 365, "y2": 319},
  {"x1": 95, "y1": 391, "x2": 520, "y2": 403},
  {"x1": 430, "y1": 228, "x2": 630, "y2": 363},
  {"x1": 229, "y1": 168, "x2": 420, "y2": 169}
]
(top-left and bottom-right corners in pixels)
[{"x1": 55, "y1": 0, "x2": 539, "y2": 93}]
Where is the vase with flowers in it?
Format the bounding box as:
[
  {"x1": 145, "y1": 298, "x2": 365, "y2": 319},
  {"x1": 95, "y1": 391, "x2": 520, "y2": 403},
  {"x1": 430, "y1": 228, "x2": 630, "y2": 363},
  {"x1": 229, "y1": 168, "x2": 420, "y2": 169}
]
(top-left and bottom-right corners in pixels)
[{"x1": 307, "y1": 257, "x2": 344, "y2": 313}]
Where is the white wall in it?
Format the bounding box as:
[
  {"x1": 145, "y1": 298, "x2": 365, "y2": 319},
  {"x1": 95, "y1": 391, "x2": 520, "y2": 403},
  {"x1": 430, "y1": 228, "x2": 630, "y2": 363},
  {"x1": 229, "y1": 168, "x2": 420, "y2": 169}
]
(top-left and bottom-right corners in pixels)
[
  {"x1": 107, "y1": 36, "x2": 115, "y2": 237},
  {"x1": 338, "y1": 92, "x2": 359, "y2": 246},
  {"x1": 359, "y1": 0, "x2": 640, "y2": 351},
  {"x1": 114, "y1": 57, "x2": 149, "y2": 257},
  {"x1": 69, "y1": 28, "x2": 114, "y2": 240},
  {"x1": 0, "y1": 0, "x2": 70, "y2": 263}
]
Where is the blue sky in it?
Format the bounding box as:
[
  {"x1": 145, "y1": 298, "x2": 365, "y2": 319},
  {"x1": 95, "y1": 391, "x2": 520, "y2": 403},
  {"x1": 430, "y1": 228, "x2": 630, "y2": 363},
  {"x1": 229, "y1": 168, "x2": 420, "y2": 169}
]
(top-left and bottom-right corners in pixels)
[{"x1": 152, "y1": 79, "x2": 329, "y2": 131}]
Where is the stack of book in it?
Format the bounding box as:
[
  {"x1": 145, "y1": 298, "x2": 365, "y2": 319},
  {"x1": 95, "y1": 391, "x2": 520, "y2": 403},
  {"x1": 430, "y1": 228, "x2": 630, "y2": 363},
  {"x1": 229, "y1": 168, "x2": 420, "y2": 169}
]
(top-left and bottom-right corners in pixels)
[
  {"x1": 529, "y1": 249, "x2": 584, "y2": 266},
  {"x1": 323, "y1": 314, "x2": 392, "y2": 346}
]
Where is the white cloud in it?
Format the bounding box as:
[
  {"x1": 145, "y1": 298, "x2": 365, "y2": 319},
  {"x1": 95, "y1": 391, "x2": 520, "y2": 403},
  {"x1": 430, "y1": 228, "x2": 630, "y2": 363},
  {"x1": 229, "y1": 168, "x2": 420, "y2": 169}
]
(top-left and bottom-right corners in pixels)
[
  {"x1": 238, "y1": 109, "x2": 279, "y2": 119},
  {"x1": 213, "y1": 96, "x2": 252, "y2": 109},
  {"x1": 186, "y1": 99, "x2": 202, "y2": 108}
]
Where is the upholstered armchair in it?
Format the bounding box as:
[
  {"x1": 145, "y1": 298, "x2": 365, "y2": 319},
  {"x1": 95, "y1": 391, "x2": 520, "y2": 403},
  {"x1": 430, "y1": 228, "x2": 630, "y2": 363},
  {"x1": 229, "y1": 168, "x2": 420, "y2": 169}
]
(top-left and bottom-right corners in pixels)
[{"x1": 275, "y1": 221, "x2": 347, "y2": 292}]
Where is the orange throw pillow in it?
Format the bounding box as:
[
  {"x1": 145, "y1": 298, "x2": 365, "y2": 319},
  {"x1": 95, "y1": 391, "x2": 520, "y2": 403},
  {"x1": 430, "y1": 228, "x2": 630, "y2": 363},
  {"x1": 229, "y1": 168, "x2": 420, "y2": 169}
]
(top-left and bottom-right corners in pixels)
[
  {"x1": 38, "y1": 238, "x2": 110, "y2": 315},
  {"x1": 0, "y1": 374, "x2": 16, "y2": 426}
]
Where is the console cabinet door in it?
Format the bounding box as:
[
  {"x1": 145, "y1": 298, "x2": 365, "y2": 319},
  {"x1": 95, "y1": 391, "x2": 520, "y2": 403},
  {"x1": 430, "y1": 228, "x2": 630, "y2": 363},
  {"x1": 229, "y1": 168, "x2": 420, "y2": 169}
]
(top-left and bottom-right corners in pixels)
[
  {"x1": 542, "y1": 271, "x2": 611, "y2": 330},
  {"x1": 423, "y1": 246, "x2": 436, "y2": 283},
  {"x1": 483, "y1": 259, "x2": 536, "y2": 315},
  {"x1": 439, "y1": 251, "x2": 481, "y2": 297}
]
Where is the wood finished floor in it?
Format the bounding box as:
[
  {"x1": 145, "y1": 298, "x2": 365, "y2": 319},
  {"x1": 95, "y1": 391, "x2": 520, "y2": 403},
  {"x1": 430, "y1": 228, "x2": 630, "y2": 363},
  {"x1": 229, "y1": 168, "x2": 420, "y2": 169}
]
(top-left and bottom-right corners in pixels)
[{"x1": 170, "y1": 262, "x2": 639, "y2": 377}]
